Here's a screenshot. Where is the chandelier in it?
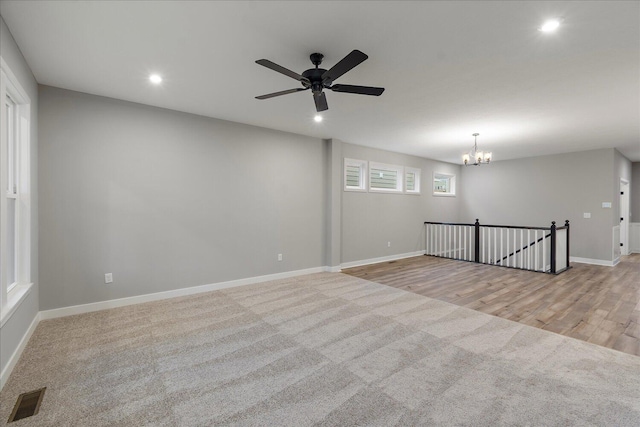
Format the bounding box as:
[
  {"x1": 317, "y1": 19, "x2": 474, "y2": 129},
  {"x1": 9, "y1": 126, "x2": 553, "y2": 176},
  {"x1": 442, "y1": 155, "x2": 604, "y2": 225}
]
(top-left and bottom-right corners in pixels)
[{"x1": 463, "y1": 133, "x2": 492, "y2": 166}]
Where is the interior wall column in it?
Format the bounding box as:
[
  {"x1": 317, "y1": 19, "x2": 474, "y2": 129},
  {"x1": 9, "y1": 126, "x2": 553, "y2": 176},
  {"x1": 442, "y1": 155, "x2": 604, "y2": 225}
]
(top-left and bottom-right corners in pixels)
[{"x1": 325, "y1": 138, "x2": 342, "y2": 270}]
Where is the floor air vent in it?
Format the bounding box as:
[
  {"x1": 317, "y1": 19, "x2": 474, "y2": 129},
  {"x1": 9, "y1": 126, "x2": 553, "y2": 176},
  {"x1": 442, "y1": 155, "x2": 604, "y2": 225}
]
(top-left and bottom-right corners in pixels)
[{"x1": 8, "y1": 388, "x2": 46, "y2": 423}]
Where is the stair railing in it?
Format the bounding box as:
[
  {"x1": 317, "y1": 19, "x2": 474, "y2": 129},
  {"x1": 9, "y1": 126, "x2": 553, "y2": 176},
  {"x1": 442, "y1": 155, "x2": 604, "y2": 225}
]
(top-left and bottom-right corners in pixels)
[{"x1": 424, "y1": 219, "x2": 570, "y2": 274}]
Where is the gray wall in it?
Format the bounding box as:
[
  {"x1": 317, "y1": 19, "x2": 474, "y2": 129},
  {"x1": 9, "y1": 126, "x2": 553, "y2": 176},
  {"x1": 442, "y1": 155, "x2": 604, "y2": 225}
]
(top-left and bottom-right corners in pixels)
[
  {"x1": 340, "y1": 142, "x2": 461, "y2": 263},
  {"x1": 632, "y1": 162, "x2": 640, "y2": 222},
  {"x1": 38, "y1": 86, "x2": 326, "y2": 310},
  {"x1": 0, "y1": 16, "x2": 39, "y2": 379},
  {"x1": 459, "y1": 149, "x2": 617, "y2": 262}
]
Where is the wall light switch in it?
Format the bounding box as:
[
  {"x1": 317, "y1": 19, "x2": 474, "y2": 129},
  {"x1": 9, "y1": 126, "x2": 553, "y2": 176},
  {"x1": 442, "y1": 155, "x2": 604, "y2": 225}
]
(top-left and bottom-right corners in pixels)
[
  {"x1": 583, "y1": 213, "x2": 591, "y2": 219},
  {"x1": 387, "y1": 241, "x2": 391, "y2": 247},
  {"x1": 105, "y1": 273, "x2": 113, "y2": 284},
  {"x1": 277, "y1": 254, "x2": 283, "y2": 261},
  {"x1": 602, "y1": 202, "x2": 612, "y2": 208}
]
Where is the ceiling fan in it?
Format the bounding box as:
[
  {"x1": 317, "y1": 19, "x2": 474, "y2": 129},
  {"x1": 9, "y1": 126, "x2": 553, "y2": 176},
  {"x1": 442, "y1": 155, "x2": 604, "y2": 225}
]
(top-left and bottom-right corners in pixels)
[{"x1": 255, "y1": 50, "x2": 385, "y2": 112}]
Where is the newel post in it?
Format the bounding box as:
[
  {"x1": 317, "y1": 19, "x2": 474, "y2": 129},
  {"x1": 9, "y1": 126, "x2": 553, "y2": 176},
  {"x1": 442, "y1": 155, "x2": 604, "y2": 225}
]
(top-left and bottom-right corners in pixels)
[
  {"x1": 565, "y1": 220, "x2": 570, "y2": 269},
  {"x1": 550, "y1": 221, "x2": 557, "y2": 274},
  {"x1": 474, "y1": 219, "x2": 480, "y2": 263}
]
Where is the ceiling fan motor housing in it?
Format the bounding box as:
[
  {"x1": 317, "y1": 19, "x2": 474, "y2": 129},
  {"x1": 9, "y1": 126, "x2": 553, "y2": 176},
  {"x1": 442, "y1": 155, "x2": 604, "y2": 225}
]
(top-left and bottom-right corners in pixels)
[{"x1": 302, "y1": 68, "x2": 328, "y2": 92}]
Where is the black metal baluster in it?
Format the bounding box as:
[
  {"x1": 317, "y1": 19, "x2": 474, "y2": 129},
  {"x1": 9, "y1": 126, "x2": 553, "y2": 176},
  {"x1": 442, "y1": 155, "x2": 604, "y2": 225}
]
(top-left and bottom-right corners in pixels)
[
  {"x1": 474, "y1": 219, "x2": 480, "y2": 264},
  {"x1": 550, "y1": 221, "x2": 557, "y2": 274},
  {"x1": 565, "y1": 220, "x2": 570, "y2": 269}
]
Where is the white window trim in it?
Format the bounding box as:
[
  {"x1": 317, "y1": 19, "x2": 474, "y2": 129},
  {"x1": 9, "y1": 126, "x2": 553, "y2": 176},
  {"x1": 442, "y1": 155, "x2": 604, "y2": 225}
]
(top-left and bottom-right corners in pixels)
[
  {"x1": 369, "y1": 161, "x2": 404, "y2": 193},
  {"x1": 344, "y1": 158, "x2": 367, "y2": 192},
  {"x1": 405, "y1": 167, "x2": 421, "y2": 195},
  {"x1": 1, "y1": 56, "x2": 33, "y2": 325},
  {"x1": 433, "y1": 172, "x2": 456, "y2": 197}
]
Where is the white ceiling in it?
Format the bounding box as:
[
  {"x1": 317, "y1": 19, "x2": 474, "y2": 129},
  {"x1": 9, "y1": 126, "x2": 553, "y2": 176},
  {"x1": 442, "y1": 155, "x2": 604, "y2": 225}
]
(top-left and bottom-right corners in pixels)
[{"x1": 1, "y1": 1, "x2": 639, "y2": 162}]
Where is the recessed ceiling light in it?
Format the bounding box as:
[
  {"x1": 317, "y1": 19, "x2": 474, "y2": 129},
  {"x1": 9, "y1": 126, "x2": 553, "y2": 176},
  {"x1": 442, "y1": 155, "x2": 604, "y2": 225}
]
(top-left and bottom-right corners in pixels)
[
  {"x1": 314, "y1": 115, "x2": 323, "y2": 123},
  {"x1": 149, "y1": 74, "x2": 162, "y2": 84},
  {"x1": 539, "y1": 19, "x2": 561, "y2": 33}
]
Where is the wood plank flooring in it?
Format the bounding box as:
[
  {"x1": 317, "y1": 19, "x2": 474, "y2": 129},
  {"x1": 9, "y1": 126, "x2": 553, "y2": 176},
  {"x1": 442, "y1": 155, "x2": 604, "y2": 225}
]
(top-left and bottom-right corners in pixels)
[{"x1": 343, "y1": 254, "x2": 640, "y2": 357}]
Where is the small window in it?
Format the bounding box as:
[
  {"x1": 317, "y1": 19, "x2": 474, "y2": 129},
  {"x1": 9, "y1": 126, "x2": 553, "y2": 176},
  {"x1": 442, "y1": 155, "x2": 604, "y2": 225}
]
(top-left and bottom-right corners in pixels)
[
  {"x1": 433, "y1": 172, "x2": 456, "y2": 197},
  {"x1": 344, "y1": 158, "x2": 367, "y2": 191},
  {"x1": 405, "y1": 167, "x2": 421, "y2": 194},
  {"x1": 369, "y1": 162, "x2": 403, "y2": 193}
]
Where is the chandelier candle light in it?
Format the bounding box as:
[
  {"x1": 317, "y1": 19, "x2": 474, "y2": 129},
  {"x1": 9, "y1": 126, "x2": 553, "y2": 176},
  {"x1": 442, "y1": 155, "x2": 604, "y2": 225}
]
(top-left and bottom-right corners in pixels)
[{"x1": 463, "y1": 133, "x2": 492, "y2": 166}]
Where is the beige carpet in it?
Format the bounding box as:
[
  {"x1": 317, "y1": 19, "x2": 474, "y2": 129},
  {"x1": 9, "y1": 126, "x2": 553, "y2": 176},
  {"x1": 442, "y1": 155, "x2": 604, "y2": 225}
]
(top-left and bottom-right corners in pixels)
[{"x1": 1, "y1": 272, "x2": 639, "y2": 426}]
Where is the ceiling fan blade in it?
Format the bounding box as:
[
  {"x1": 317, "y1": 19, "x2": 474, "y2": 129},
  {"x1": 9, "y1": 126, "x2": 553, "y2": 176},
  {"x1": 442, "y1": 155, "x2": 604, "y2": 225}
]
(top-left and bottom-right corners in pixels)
[
  {"x1": 321, "y1": 50, "x2": 368, "y2": 83},
  {"x1": 329, "y1": 84, "x2": 385, "y2": 96},
  {"x1": 314, "y1": 92, "x2": 328, "y2": 112},
  {"x1": 255, "y1": 88, "x2": 308, "y2": 100},
  {"x1": 256, "y1": 59, "x2": 310, "y2": 84}
]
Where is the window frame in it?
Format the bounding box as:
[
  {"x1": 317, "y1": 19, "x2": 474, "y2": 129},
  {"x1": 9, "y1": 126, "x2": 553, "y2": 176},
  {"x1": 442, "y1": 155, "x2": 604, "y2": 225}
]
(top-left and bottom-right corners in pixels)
[
  {"x1": 369, "y1": 161, "x2": 404, "y2": 193},
  {"x1": 344, "y1": 158, "x2": 368, "y2": 192},
  {"x1": 1, "y1": 57, "x2": 33, "y2": 325},
  {"x1": 6, "y1": 95, "x2": 17, "y2": 197},
  {"x1": 404, "y1": 167, "x2": 421, "y2": 195},
  {"x1": 433, "y1": 172, "x2": 456, "y2": 197}
]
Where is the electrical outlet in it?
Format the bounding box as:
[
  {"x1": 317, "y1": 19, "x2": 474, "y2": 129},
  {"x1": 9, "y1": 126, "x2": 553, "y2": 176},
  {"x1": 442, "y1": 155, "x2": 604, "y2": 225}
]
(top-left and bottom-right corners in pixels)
[
  {"x1": 277, "y1": 254, "x2": 283, "y2": 261},
  {"x1": 387, "y1": 241, "x2": 391, "y2": 247},
  {"x1": 104, "y1": 273, "x2": 113, "y2": 284},
  {"x1": 583, "y1": 212, "x2": 591, "y2": 219}
]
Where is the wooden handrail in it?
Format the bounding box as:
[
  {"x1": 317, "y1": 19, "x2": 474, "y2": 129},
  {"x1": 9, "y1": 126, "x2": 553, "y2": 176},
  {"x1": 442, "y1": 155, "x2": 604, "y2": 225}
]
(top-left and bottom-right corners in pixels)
[
  {"x1": 496, "y1": 233, "x2": 551, "y2": 264},
  {"x1": 424, "y1": 221, "x2": 551, "y2": 231}
]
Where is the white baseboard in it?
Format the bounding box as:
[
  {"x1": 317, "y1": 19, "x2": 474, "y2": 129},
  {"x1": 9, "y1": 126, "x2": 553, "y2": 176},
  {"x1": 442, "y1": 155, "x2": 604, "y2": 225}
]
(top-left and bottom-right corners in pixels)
[
  {"x1": 340, "y1": 251, "x2": 426, "y2": 269},
  {"x1": 40, "y1": 266, "x2": 327, "y2": 321},
  {"x1": 325, "y1": 265, "x2": 342, "y2": 273},
  {"x1": 570, "y1": 256, "x2": 617, "y2": 267},
  {"x1": 0, "y1": 312, "x2": 40, "y2": 390}
]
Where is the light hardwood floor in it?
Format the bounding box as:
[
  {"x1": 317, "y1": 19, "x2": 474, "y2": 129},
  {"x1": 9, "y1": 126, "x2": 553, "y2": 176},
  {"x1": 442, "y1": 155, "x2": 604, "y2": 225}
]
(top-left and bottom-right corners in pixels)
[{"x1": 343, "y1": 254, "x2": 640, "y2": 357}]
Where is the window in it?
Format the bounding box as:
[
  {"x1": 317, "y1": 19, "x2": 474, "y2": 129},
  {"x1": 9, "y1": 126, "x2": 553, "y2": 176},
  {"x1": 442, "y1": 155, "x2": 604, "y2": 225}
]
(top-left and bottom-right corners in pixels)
[
  {"x1": 5, "y1": 95, "x2": 17, "y2": 292},
  {"x1": 344, "y1": 158, "x2": 367, "y2": 191},
  {"x1": 346, "y1": 158, "x2": 421, "y2": 195},
  {"x1": 1, "y1": 58, "x2": 32, "y2": 323},
  {"x1": 405, "y1": 167, "x2": 421, "y2": 194},
  {"x1": 433, "y1": 172, "x2": 456, "y2": 196},
  {"x1": 369, "y1": 162, "x2": 403, "y2": 193}
]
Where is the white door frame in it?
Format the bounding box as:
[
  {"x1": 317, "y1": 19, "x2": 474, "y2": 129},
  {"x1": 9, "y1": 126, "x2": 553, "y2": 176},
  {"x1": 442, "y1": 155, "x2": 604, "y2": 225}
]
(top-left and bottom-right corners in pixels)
[{"x1": 620, "y1": 178, "x2": 630, "y2": 256}]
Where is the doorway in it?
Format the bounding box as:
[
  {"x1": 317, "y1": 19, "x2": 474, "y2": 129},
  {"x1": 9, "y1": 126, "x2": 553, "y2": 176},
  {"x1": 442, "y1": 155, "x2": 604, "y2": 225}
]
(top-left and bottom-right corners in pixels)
[{"x1": 620, "y1": 179, "x2": 630, "y2": 256}]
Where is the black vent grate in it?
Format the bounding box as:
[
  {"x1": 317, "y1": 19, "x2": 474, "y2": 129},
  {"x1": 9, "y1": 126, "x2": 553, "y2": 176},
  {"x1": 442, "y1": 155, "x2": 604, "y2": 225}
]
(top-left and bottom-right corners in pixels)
[{"x1": 8, "y1": 388, "x2": 46, "y2": 423}]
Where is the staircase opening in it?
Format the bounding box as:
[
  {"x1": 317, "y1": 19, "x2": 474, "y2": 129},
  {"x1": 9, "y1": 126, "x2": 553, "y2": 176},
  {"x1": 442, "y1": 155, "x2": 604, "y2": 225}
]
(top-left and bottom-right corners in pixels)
[{"x1": 424, "y1": 219, "x2": 570, "y2": 274}]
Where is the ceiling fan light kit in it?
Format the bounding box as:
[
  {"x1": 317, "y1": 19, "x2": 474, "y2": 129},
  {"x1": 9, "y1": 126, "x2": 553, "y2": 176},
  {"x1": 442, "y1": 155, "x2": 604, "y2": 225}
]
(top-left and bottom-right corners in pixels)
[{"x1": 255, "y1": 50, "x2": 385, "y2": 112}]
